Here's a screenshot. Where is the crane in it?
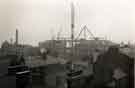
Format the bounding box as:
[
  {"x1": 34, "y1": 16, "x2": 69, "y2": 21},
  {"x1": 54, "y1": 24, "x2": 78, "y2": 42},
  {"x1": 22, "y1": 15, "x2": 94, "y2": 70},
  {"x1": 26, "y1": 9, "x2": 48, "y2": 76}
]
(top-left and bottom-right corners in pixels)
[{"x1": 75, "y1": 25, "x2": 97, "y2": 40}]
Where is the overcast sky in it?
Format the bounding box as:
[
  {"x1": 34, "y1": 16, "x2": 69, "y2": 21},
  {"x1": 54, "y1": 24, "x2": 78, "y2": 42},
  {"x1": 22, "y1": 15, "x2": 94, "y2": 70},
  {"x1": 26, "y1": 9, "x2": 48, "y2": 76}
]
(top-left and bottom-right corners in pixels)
[{"x1": 0, "y1": 0, "x2": 135, "y2": 46}]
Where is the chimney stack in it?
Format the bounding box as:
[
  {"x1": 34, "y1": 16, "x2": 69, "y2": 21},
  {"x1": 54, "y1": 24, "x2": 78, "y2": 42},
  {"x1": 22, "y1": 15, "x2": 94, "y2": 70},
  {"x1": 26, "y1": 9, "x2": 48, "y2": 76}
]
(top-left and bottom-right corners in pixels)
[{"x1": 15, "y1": 29, "x2": 18, "y2": 45}]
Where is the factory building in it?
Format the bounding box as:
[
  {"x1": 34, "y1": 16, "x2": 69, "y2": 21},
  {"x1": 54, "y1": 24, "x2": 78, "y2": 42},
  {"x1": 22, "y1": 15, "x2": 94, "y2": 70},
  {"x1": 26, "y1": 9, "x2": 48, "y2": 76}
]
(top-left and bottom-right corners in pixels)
[{"x1": 39, "y1": 39, "x2": 115, "y2": 60}]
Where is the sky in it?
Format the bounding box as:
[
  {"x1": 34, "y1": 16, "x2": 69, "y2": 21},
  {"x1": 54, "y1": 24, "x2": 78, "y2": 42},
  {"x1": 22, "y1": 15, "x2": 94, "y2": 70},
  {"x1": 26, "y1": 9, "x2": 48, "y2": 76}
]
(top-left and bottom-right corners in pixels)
[{"x1": 0, "y1": 0, "x2": 135, "y2": 46}]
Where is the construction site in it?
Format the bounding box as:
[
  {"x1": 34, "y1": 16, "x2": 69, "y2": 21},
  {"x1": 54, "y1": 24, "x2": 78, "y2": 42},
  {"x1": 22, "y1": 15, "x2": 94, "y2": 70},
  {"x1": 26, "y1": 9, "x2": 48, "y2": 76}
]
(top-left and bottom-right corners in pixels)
[{"x1": 0, "y1": 1, "x2": 134, "y2": 88}]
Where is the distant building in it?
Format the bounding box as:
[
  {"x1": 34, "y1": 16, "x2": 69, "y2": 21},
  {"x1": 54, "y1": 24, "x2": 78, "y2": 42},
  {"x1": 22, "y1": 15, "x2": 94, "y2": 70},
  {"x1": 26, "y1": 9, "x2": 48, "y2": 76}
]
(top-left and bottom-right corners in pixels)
[
  {"x1": 39, "y1": 39, "x2": 115, "y2": 59},
  {"x1": 120, "y1": 45, "x2": 135, "y2": 58},
  {"x1": 39, "y1": 40, "x2": 67, "y2": 57},
  {"x1": 1, "y1": 40, "x2": 40, "y2": 57},
  {"x1": 74, "y1": 39, "x2": 115, "y2": 58}
]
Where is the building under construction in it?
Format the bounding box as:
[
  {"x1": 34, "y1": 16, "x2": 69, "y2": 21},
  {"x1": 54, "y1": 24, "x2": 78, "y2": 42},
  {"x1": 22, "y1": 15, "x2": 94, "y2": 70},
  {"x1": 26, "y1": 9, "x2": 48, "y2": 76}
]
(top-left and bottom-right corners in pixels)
[
  {"x1": 0, "y1": 2, "x2": 134, "y2": 88},
  {"x1": 38, "y1": 2, "x2": 134, "y2": 88}
]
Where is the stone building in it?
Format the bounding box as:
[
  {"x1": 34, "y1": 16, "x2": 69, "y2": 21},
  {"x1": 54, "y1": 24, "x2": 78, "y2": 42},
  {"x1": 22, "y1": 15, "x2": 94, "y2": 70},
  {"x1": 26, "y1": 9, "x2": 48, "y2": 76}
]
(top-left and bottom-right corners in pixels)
[{"x1": 90, "y1": 46, "x2": 134, "y2": 88}]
